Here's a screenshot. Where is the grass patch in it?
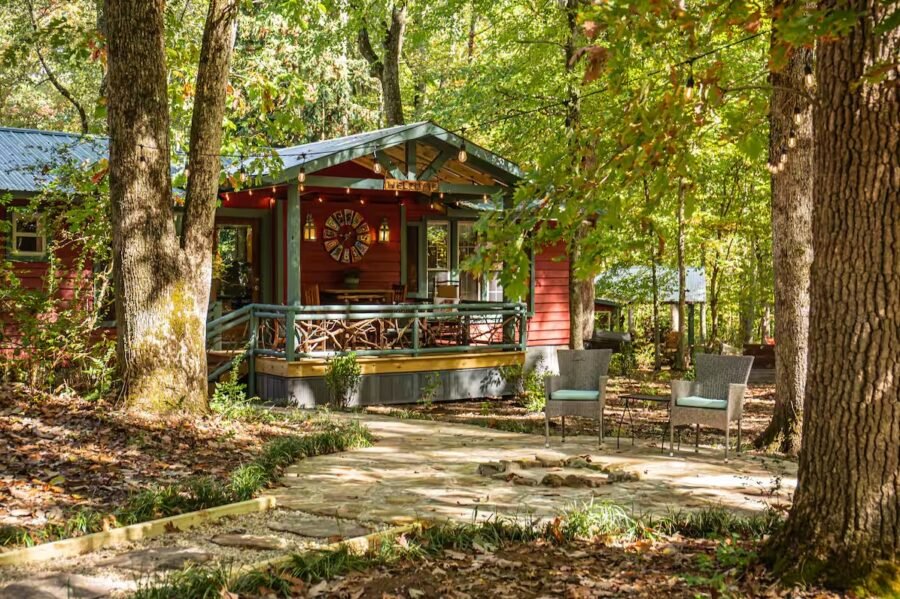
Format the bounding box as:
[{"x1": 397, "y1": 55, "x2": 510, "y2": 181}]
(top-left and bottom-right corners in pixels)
[
  {"x1": 135, "y1": 504, "x2": 782, "y2": 598},
  {"x1": 3, "y1": 419, "x2": 373, "y2": 547}
]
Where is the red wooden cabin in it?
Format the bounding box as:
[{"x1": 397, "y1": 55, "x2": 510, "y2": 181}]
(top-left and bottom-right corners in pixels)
[{"x1": 1, "y1": 123, "x2": 571, "y2": 404}]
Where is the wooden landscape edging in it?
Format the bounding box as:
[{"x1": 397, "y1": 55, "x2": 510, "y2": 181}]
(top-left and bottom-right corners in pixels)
[
  {"x1": 230, "y1": 522, "x2": 422, "y2": 583},
  {"x1": 0, "y1": 496, "x2": 278, "y2": 567}
]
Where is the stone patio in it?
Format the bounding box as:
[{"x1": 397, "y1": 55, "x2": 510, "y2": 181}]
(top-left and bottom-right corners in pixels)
[{"x1": 274, "y1": 414, "x2": 796, "y2": 525}]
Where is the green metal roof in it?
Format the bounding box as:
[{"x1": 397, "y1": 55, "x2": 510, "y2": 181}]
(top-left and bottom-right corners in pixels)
[{"x1": 0, "y1": 126, "x2": 108, "y2": 193}]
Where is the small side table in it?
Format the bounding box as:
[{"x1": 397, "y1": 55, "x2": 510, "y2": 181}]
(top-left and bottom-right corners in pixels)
[{"x1": 616, "y1": 394, "x2": 671, "y2": 452}]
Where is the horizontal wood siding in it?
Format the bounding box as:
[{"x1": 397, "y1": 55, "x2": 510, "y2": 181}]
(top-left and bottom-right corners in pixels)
[
  {"x1": 528, "y1": 240, "x2": 570, "y2": 347},
  {"x1": 299, "y1": 199, "x2": 402, "y2": 292}
]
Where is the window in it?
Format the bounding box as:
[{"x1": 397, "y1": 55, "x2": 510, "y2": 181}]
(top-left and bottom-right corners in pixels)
[
  {"x1": 426, "y1": 221, "x2": 450, "y2": 295},
  {"x1": 10, "y1": 212, "x2": 46, "y2": 257},
  {"x1": 457, "y1": 221, "x2": 504, "y2": 302}
]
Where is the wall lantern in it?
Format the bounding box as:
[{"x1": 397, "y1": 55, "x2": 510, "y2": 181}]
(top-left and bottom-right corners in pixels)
[
  {"x1": 378, "y1": 217, "x2": 390, "y2": 243},
  {"x1": 303, "y1": 213, "x2": 317, "y2": 241}
]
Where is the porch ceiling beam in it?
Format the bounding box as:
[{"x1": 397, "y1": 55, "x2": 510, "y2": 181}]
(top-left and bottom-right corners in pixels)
[
  {"x1": 374, "y1": 150, "x2": 405, "y2": 180},
  {"x1": 302, "y1": 175, "x2": 503, "y2": 196},
  {"x1": 405, "y1": 141, "x2": 417, "y2": 180},
  {"x1": 418, "y1": 149, "x2": 452, "y2": 181}
]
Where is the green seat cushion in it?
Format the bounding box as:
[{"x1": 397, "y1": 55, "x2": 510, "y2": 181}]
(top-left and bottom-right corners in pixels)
[
  {"x1": 676, "y1": 396, "x2": 727, "y2": 410},
  {"x1": 550, "y1": 389, "x2": 600, "y2": 401}
]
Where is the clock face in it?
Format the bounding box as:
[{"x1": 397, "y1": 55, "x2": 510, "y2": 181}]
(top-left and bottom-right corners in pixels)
[{"x1": 322, "y1": 209, "x2": 371, "y2": 263}]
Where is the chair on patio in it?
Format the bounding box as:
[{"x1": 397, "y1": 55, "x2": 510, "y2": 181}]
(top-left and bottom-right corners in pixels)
[
  {"x1": 669, "y1": 354, "x2": 754, "y2": 462},
  {"x1": 544, "y1": 349, "x2": 612, "y2": 448}
]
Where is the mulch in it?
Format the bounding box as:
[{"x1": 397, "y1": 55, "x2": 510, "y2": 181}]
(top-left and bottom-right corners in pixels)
[
  {"x1": 367, "y1": 374, "x2": 777, "y2": 450},
  {"x1": 0, "y1": 384, "x2": 312, "y2": 538},
  {"x1": 317, "y1": 535, "x2": 837, "y2": 598}
]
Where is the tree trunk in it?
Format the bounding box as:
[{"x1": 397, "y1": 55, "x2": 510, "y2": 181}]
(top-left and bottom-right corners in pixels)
[
  {"x1": 107, "y1": 0, "x2": 237, "y2": 414},
  {"x1": 674, "y1": 180, "x2": 687, "y2": 371},
  {"x1": 563, "y1": 0, "x2": 593, "y2": 349},
  {"x1": 357, "y1": 4, "x2": 406, "y2": 127},
  {"x1": 754, "y1": 21, "x2": 812, "y2": 456},
  {"x1": 767, "y1": 1, "x2": 899, "y2": 590},
  {"x1": 644, "y1": 178, "x2": 661, "y2": 371}
]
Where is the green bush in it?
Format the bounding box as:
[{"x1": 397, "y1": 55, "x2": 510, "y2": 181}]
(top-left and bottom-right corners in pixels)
[
  {"x1": 418, "y1": 372, "x2": 441, "y2": 408},
  {"x1": 609, "y1": 344, "x2": 638, "y2": 377},
  {"x1": 324, "y1": 352, "x2": 362, "y2": 408},
  {"x1": 500, "y1": 359, "x2": 548, "y2": 412}
]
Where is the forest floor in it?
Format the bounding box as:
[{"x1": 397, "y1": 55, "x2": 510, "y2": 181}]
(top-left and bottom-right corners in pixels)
[
  {"x1": 366, "y1": 371, "x2": 777, "y2": 452},
  {"x1": 0, "y1": 383, "x2": 324, "y2": 546}
]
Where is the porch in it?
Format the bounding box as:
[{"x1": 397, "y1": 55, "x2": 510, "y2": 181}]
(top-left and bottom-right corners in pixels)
[{"x1": 206, "y1": 302, "x2": 527, "y2": 407}]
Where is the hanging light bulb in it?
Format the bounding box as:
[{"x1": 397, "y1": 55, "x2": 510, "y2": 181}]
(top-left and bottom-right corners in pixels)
[
  {"x1": 788, "y1": 129, "x2": 797, "y2": 148},
  {"x1": 458, "y1": 143, "x2": 468, "y2": 163},
  {"x1": 271, "y1": 186, "x2": 277, "y2": 193},
  {"x1": 299, "y1": 183, "x2": 305, "y2": 192},
  {"x1": 804, "y1": 63, "x2": 814, "y2": 88},
  {"x1": 184, "y1": 167, "x2": 190, "y2": 178},
  {"x1": 482, "y1": 193, "x2": 489, "y2": 204},
  {"x1": 224, "y1": 192, "x2": 231, "y2": 201},
  {"x1": 359, "y1": 198, "x2": 366, "y2": 205},
  {"x1": 394, "y1": 189, "x2": 399, "y2": 197},
  {"x1": 429, "y1": 202, "x2": 435, "y2": 210},
  {"x1": 439, "y1": 192, "x2": 444, "y2": 200},
  {"x1": 766, "y1": 162, "x2": 777, "y2": 174},
  {"x1": 248, "y1": 188, "x2": 253, "y2": 196},
  {"x1": 345, "y1": 187, "x2": 350, "y2": 194},
  {"x1": 373, "y1": 152, "x2": 382, "y2": 174},
  {"x1": 317, "y1": 195, "x2": 323, "y2": 203},
  {"x1": 298, "y1": 166, "x2": 306, "y2": 184},
  {"x1": 793, "y1": 106, "x2": 803, "y2": 125},
  {"x1": 780, "y1": 147, "x2": 788, "y2": 165},
  {"x1": 684, "y1": 74, "x2": 695, "y2": 100}
]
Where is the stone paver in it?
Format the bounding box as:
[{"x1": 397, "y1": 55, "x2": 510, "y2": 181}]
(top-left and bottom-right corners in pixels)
[
  {"x1": 209, "y1": 533, "x2": 290, "y2": 550},
  {"x1": 268, "y1": 516, "x2": 371, "y2": 539},
  {"x1": 97, "y1": 546, "x2": 213, "y2": 571},
  {"x1": 274, "y1": 415, "x2": 796, "y2": 525},
  {"x1": 0, "y1": 573, "x2": 124, "y2": 599}
]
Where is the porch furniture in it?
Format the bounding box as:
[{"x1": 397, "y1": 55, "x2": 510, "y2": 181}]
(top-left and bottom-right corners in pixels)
[
  {"x1": 434, "y1": 283, "x2": 460, "y2": 306},
  {"x1": 321, "y1": 288, "x2": 392, "y2": 303},
  {"x1": 391, "y1": 284, "x2": 407, "y2": 304},
  {"x1": 544, "y1": 349, "x2": 612, "y2": 448},
  {"x1": 303, "y1": 284, "x2": 320, "y2": 305},
  {"x1": 668, "y1": 354, "x2": 754, "y2": 461},
  {"x1": 615, "y1": 393, "x2": 670, "y2": 452}
]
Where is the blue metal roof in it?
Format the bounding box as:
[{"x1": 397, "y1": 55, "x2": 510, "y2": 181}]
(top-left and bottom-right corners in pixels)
[{"x1": 0, "y1": 126, "x2": 108, "y2": 193}]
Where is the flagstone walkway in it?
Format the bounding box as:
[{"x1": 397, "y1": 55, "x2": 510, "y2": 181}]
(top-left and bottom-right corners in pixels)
[{"x1": 273, "y1": 414, "x2": 796, "y2": 525}]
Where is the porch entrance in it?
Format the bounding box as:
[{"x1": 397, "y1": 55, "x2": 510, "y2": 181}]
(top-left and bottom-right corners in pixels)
[{"x1": 214, "y1": 219, "x2": 260, "y2": 311}]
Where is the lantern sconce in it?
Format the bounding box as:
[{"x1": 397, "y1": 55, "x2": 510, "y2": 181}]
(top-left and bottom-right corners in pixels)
[
  {"x1": 303, "y1": 213, "x2": 317, "y2": 241},
  {"x1": 378, "y1": 217, "x2": 390, "y2": 243}
]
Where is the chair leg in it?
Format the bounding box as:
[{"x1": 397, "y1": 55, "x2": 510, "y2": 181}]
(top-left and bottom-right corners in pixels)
[
  {"x1": 561, "y1": 416, "x2": 566, "y2": 443},
  {"x1": 598, "y1": 412, "x2": 604, "y2": 448},
  {"x1": 669, "y1": 419, "x2": 675, "y2": 457},
  {"x1": 544, "y1": 413, "x2": 550, "y2": 448},
  {"x1": 737, "y1": 419, "x2": 742, "y2": 454},
  {"x1": 724, "y1": 424, "x2": 730, "y2": 463},
  {"x1": 695, "y1": 424, "x2": 700, "y2": 453}
]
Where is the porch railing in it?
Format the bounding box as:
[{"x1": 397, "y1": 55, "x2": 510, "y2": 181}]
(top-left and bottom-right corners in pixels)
[{"x1": 205, "y1": 302, "x2": 528, "y2": 384}]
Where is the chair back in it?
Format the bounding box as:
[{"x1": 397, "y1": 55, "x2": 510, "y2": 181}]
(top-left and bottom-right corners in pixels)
[
  {"x1": 694, "y1": 354, "x2": 754, "y2": 400},
  {"x1": 391, "y1": 283, "x2": 407, "y2": 303},
  {"x1": 557, "y1": 349, "x2": 612, "y2": 390},
  {"x1": 303, "y1": 284, "x2": 320, "y2": 305}
]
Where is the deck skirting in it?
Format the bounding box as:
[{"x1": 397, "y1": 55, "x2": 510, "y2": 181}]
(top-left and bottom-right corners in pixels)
[{"x1": 255, "y1": 351, "x2": 524, "y2": 407}]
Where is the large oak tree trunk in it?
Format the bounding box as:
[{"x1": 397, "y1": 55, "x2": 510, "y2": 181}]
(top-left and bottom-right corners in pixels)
[
  {"x1": 107, "y1": 0, "x2": 237, "y2": 414},
  {"x1": 768, "y1": 0, "x2": 899, "y2": 590},
  {"x1": 755, "y1": 21, "x2": 812, "y2": 456}
]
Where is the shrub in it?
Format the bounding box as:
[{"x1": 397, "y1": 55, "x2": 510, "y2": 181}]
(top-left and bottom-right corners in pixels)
[
  {"x1": 608, "y1": 343, "x2": 638, "y2": 377},
  {"x1": 324, "y1": 352, "x2": 362, "y2": 408},
  {"x1": 500, "y1": 359, "x2": 548, "y2": 412},
  {"x1": 418, "y1": 372, "x2": 440, "y2": 408}
]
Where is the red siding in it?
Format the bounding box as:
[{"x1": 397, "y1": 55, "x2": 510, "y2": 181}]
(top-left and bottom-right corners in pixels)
[
  {"x1": 0, "y1": 204, "x2": 96, "y2": 354},
  {"x1": 528, "y1": 240, "x2": 570, "y2": 347},
  {"x1": 299, "y1": 198, "x2": 402, "y2": 292}
]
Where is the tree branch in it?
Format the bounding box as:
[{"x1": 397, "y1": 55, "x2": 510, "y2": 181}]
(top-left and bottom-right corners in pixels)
[{"x1": 26, "y1": 0, "x2": 89, "y2": 134}]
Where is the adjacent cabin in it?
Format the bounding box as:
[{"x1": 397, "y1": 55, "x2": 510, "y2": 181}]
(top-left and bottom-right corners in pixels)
[{"x1": 0, "y1": 123, "x2": 572, "y2": 405}]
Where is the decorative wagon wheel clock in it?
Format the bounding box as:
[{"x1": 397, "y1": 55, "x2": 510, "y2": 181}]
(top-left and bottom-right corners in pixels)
[{"x1": 322, "y1": 209, "x2": 371, "y2": 263}]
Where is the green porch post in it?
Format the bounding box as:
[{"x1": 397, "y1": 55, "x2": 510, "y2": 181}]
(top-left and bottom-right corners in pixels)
[{"x1": 286, "y1": 184, "x2": 301, "y2": 306}]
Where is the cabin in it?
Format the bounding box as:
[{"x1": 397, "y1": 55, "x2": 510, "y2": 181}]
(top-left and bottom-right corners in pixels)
[{"x1": 0, "y1": 123, "x2": 572, "y2": 405}]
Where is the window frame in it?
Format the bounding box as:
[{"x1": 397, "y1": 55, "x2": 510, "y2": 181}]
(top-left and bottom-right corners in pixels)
[{"x1": 8, "y1": 210, "x2": 48, "y2": 260}]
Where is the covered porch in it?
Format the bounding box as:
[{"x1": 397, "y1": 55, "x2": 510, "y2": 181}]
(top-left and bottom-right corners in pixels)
[{"x1": 204, "y1": 122, "x2": 543, "y2": 406}]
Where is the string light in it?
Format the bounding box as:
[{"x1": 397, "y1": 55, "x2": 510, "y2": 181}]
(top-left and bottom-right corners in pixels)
[
  {"x1": 439, "y1": 192, "x2": 444, "y2": 200},
  {"x1": 482, "y1": 194, "x2": 489, "y2": 204},
  {"x1": 298, "y1": 166, "x2": 306, "y2": 184},
  {"x1": 684, "y1": 61, "x2": 695, "y2": 100},
  {"x1": 184, "y1": 167, "x2": 190, "y2": 178},
  {"x1": 804, "y1": 63, "x2": 814, "y2": 88},
  {"x1": 788, "y1": 129, "x2": 797, "y2": 148},
  {"x1": 271, "y1": 186, "x2": 277, "y2": 193},
  {"x1": 793, "y1": 106, "x2": 803, "y2": 125},
  {"x1": 373, "y1": 152, "x2": 382, "y2": 174},
  {"x1": 317, "y1": 195, "x2": 324, "y2": 203},
  {"x1": 248, "y1": 188, "x2": 253, "y2": 196},
  {"x1": 458, "y1": 130, "x2": 468, "y2": 163},
  {"x1": 359, "y1": 198, "x2": 366, "y2": 205},
  {"x1": 299, "y1": 183, "x2": 305, "y2": 192},
  {"x1": 394, "y1": 189, "x2": 399, "y2": 197}
]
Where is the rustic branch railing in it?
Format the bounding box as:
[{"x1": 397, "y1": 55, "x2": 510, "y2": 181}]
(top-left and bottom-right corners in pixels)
[{"x1": 205, "y1": 302, "x2": 528, "y2": 384}]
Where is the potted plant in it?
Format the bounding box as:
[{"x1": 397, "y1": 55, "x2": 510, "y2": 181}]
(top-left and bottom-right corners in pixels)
[
  {"x1": 324, "y1": 352, "x2": 362, "y2": 408},
  {"x1": 343, "y1": 268, "x2": 361, "y2": 289}
]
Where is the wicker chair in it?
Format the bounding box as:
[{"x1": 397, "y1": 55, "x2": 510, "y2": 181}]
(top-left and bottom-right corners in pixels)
[
  {"x1": 544, "y1": 349, "x2": 612, "y2": 448},
  {"x1": 669, "y1": 354, "x2": 754, "y2": 461}
]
